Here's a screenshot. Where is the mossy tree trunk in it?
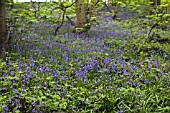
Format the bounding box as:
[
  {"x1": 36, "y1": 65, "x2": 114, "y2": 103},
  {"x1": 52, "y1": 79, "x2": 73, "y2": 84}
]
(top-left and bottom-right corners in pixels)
[
  {"x1": 0, "y1": 0, "x2": 8, "y2": 58},
  {"x1": 75, "y1": 0, "x2": 87, "y2": 28}
]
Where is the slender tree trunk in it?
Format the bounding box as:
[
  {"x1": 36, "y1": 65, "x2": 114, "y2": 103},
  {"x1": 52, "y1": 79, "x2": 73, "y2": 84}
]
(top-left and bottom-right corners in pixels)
[
  {"x1": 157, "y1": 0, "x2": 161, "y2": 5},
  {"x1": 0, "y1": 0, "x2": 8, "y2": 58},
  {"x1": 30, "y1": 0, "x2": 33, "y2": 8},
  {"x1": 75, "y1": 0, "x2": 87, "y2": 28},
  {"x1": 150, "y1": 0, "x2": 161, "y2": 6},
  {"x1": 90, "y1": 0, "x2": 97, "y2": 17},
  {"x1": 165, "y1": 0, "x2": 170, "y2": 14}
]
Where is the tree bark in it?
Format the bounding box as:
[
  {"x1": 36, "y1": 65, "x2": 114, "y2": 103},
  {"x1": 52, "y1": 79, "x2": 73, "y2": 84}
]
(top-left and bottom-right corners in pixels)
[
  {"x1": 150, "y1": 0, "x2": 161, "y2": 6},
  {"x1": 75, "y1": 0, "x2": 87, "y2": 28},
  {"x1": 157, "y1": 0, "x2": 161, "y2": 5},
  {"x1": 30, "y1": 0, "x2": 33, "y2": 8},
  {"x1": 0, "y1": 0, "x2": 8, "y2": 58},
  {"x1": 89, "y1": 0, "x2": 97, "y2": 18}
]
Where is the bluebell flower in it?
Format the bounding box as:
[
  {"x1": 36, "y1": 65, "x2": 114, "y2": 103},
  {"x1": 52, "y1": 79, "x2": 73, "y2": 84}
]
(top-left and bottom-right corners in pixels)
[
  {"x1": 53, "y1": 71, "x2": 59, "y2": 78},
  {"x1": 3, "y1": 72, "x2": 7, "y2": 79},
  {"x1": 54, "y1": 85, "x2": 57, "y2": 90},
  {"x1": 155, "y1": 76, "x2": 158, "y2": 81},
  {"x1": 144, "y1": 79, "x2": 149, "y2": 84},
  {"x1": 3, "y1": 106, "x2": 8, "y2": 113},
  {"x1": 60, "y1": 74, "x2": 65, "y2": 81},
  {"x1": 10, "y1": 71, "x2": 14, "y2": 76},
  {"x1": 99, "y1": 89, "x2": 103, "y2": 93},
  {"x1": 32, "y1": 108, "x2": 35, "y2": 112},
  {"x1": 123, "y1": 69, "x2": 128, "y2": 75},
  {"x1": 155, "y1": 59, "x2": 159, "y2": 67},
  {"x1": 134, "y1": 81, "x2": 140, "y2": 87},
  {"x1": 13, "y1": 89, "x2": 17, "y2": 93},
  {"x1": 117, "y1": 88, "x2": 121, "y2": 91},
  {"x1": 32, "y1": 101, "x2": 36, "y2": 106},
  {"x1": 30, "y1": 60, "x2": 35, "y2": 67},
  {"x1": 129, "y1": 75, "x2": 133, "y2": 79},
  {"x1": 72, "y1": 105, "x2": 75, "y2": 110},
  {"x1": 138, "y1": 94, "x2": 143, "y2": 98},
  {"x1": 116, "y1": 110, "x2": 123, "y2": 113},
  {"x1": 27, "y1": 73, "x2": 33, "y2": 79}
]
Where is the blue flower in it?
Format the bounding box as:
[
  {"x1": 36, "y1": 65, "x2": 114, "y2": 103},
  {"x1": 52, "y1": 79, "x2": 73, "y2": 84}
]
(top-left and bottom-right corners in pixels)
[
  {"x1": 123, "y1": 69, "x2": 128, "y2": 75},
  {"x1": 155, "y1": 59, "x2": 159, "y2": 67},
  {"x1": 30, "y1": 61, "x2": 35, "y2": 67},
  {"x1": 99, "y1": 89, "x2": 103, "y2": 93},
  {"x1": 3, "y1": 106, "x2": 8, "y2": 113},
  {"x1": 32, "y1": 101, "x2": 36, "y2": 106},
  {"x1": 53, "y1": 71, "x2": 59, "y2": 78},
  {"x1": 144, "y1": 79, "x2": 149, "y2": 84},
  {"x1": 104, "y1": 57, "x2": 112, "y2": 64},
  {"x1": 117, "y1": 88, "x2": 121, "y2": 91},
  {"x1": 10, "y1": 71, "x2": 14, "y2": 76},
  {"x1": 3, "y1": 73, "x2": 7, "y2": 79},
  {"x1": 129, "y1": 75, "x2": 133, "y2": 79},
  {"x1": 116, "y1": 110, "x2": 123, "y2": 113}
]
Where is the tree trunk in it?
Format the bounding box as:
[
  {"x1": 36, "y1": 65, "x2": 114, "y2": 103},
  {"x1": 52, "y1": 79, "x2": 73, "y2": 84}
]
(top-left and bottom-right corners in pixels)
[
  {"x1": 90, "y1": 0, "x2": 97, "y2": 17},
  {"x1": 150, "y1": 0, "x2": 161, "y2": 6},
  {"x1": 75, "y1": 0, "x2": 87, "y2": 28},
  {"x1": 157, "y1": 0, "x2": 161, "y2": 5},
  {"x1": 0, "y1": 0, "x2": 8, "y2": 58},
  {"x1": 150, "y1": 0, "x2": 161, "y2": 15},
  {"x1": 30, "y1": 0, "x2": 33, "y2": 8}
]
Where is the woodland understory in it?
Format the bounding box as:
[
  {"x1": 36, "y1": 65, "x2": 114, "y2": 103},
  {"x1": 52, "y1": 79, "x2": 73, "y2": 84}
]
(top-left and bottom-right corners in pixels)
[{"x1": 0, "y1": 1, "x2": 170, "y2": 113}]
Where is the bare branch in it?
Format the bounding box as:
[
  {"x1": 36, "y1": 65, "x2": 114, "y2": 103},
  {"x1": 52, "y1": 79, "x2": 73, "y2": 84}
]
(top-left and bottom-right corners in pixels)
[{"x1": 54, "y1": 9, "x2": 66, "y2": 35}]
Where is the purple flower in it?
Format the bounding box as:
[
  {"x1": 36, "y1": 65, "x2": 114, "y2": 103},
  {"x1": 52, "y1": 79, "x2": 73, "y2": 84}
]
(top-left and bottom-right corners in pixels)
[
  {"x1": 13, "y1": 89, "x2": 17, "y2": 93},
  {"x1": 117, "y1": 88, "x2": 121, "y2": 91},
  {"x1": 60, "y1": 74, "x2": 65, "y2": 80},
  {"x1": 138, "y1": 94, "x2": 143, "y2": 98},
  {"x1": 75, "y1": 71, "x2": 86, "y2": 77},
  {"x1": 32, "y1": 101, "x2": 36, "y2": 106},
  {"x1": 27, "y1": 73, "x2": 33, "y2": 79},
  {"x1": 39, "y1": 101, "x2": 44, "y2": 106},
  {"x1": 99, "y1": 89, "x2": 103, "y2": 93},
  {"x1": 155, "y1": 59, "x2": 159, "y2": 67},
  {"x1": 144, "y1": 79, "x2": 149, "y2": 84},
  {"x1": 3, "y1": 73, "x2": 7, "y2": 79},
  {"x1": 30, "y1": 61, "x2": 35, "y2": 67},
  {"x1": 72, "y1": 105, "x2": 75, "y2": 110},
  {"x1": 54, "y1": 85, "x2": 57, "y2": 90},
  {"x1": 3, "y1": 106, "x2": 8, "y2": 113},
  {"x1": 10, "y1": 71, "x2": 14, "y2": 76},
  {"x1": 134, "y1": 81, "x2": 140, "y2": 87},
  {"x1": 32, "y1": 108, "x2": 35, "y2": 112},
  {"x1": 129, "y1": 75, "x2": 133, "y2": 79},
  {"x1": 123, "y1": 69, "x2": 128, "y2": 75},
  {"x1": 155, "y1": 76, "x2": 158, "y2": 81},
  {"x1": 53, "y1": 71, "x2": 59, "y2": 78},
  {"x1": 104, "y1": 57, "x2": 112, "y2": 64},
  {"x1": 0, "y1": 87, "x2": 7, "y2": 93},
  {"x1": 116, "y1": 110, "x2": 123, "y2": 113}
]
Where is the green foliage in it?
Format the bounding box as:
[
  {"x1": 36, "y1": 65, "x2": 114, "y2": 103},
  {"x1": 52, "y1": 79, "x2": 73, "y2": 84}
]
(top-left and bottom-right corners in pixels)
[{"x1": 1, "y1": 1, "x2": 170, "y2": 113}]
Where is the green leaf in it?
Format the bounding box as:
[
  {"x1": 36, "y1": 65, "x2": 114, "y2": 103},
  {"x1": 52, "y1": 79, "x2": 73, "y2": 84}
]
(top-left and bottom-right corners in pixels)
[
  {"x1": 46, "y1": 76, "x2": 52, "y2": 81},
  {"x1": 78, "y1": 97, "x2": 84, "y2": 101},
  {"x1": 60, "y1": 101, "x2": 67, "y2": 109},
  {"x1": 52, "y1": 95, "x2": 60, "y2": 100}
]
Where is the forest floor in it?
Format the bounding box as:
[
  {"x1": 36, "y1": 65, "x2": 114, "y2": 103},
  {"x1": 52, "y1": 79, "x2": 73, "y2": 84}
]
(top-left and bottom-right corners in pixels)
[{"x1": 1, "y1": 6, "x2": 170, "y2": 113}]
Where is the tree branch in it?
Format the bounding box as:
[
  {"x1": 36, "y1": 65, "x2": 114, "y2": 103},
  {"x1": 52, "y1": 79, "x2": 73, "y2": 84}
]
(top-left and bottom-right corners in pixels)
[{"x1": 54, "y1": 9, "x2": 66, "y2": 35}]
